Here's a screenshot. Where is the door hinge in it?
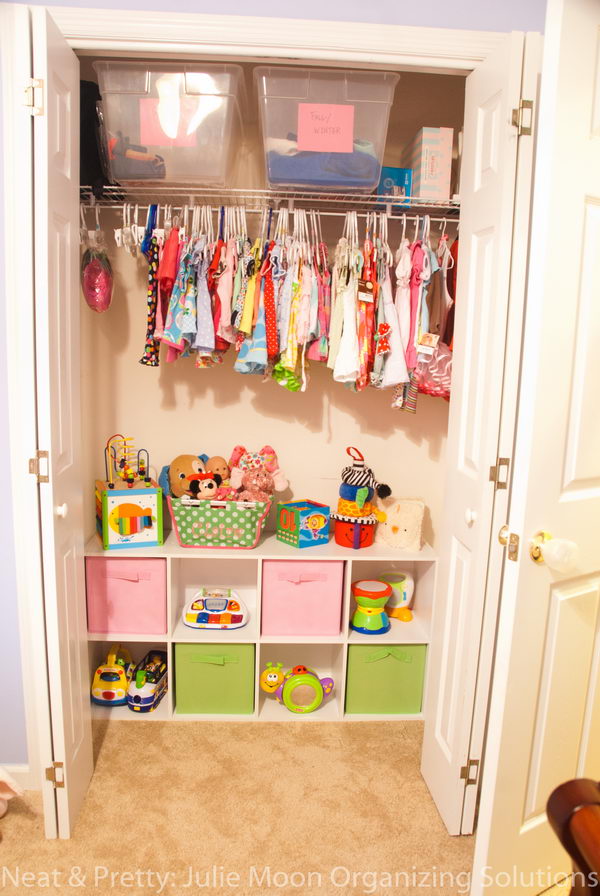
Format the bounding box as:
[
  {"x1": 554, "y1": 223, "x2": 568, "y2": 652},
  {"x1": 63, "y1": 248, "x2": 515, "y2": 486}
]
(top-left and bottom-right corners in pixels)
[
  {"x1": 23, "y1": 78, "x2": 44, "y2": 116},
  {"x1": 489, "y1": 456, "x2": 510, "y2": 490},
  {"x1": 511, "y1": 99, "x2": 533, "y2": 136},
  {"x1": 29, "y1": 450, "x2": 49, "y2": 483},
  {"x1": 45, "y1": 762, "x2": 65, "y2": 788},
  {"x1": 460, "y1": 759, "x2": 480, "y2": 787}
]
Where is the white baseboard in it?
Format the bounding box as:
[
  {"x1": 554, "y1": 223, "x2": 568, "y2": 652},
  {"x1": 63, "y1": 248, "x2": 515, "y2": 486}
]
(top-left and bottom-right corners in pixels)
[{"x1": 2, "y1": 764, "x2": 39, "y2": 791}]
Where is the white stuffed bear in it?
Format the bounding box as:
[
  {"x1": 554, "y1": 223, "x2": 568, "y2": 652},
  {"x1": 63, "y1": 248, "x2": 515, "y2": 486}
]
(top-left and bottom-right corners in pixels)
[{"x1": 377, "y1": 499, "x2": 425, "y2": 552}]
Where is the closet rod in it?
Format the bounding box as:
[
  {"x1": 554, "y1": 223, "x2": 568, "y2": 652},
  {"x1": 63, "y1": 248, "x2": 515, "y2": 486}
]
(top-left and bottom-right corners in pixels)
[{"x1": 80, "y1": 204, "x2": 457, "y2": 225}]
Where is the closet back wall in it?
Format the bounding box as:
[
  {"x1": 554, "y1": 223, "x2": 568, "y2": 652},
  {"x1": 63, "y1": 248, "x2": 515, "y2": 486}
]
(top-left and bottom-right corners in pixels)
[{"x1": 80, "y1": 214, "x2": 449, "y2": 545}]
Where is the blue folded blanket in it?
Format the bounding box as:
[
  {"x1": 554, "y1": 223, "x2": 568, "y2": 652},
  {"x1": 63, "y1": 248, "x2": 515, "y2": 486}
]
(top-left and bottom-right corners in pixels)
[{"x1": 267, "y1": 147, "x2": 380, "y2": 189}]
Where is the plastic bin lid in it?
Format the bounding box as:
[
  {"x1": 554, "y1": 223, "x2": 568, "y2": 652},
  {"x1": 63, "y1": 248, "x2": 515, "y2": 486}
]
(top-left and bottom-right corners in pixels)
[
  {"x1": 254, "y1": 65, "x2": 399, "y2": 103},
  {"x1": 93, "y1": 61, "x2": 244, "y2": 103}
]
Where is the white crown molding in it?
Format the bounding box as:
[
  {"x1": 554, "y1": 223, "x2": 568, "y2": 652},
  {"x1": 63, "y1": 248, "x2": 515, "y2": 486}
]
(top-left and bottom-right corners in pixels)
[{"x1": 47, "y1": 6, "x2": 505, "y2": 72}]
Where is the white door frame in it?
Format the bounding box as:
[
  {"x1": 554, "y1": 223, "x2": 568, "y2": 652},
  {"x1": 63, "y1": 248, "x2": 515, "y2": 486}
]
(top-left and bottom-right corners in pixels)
[{"x1": 4, "y1": 3, "x2": 520, "y2": 840}]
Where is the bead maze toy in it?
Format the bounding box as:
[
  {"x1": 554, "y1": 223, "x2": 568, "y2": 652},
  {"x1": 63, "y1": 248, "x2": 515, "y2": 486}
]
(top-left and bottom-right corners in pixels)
[
  {"x1": 104, "y1": 433, "x2": 150, "y2": 488},
  {"x1": 260, "y1": 662, "x2": 334, "y2": 714},
  {"x1": 96, "y1": 434, "x2": 163, "y2": 550}
]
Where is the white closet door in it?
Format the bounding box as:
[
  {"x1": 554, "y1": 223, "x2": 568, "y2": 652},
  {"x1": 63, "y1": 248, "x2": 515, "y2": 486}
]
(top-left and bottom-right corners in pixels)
[
  {"x1": 420, "y1": 32, "x2": 527, "y2": 835},
  {"x1": 32, "y1": 7, "x2": 93, "y2": 838},
  {"x1": 473, "y1": 0, "x2": 600, "y2": 890}
]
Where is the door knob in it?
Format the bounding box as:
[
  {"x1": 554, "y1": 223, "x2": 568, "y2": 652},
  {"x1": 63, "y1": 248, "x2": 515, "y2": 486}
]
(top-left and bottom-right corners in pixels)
[
  {"x1": 55, "y1": 503, "x2": 68, "y2": 518},
  {"x1": 529, "y1": 531, "x2": 579, "y2": 572},
  {"x1": 465, "y1": 509, "x2": 477, "y2": 526},
  {"x1": 498, "y1": 525, "x2": 509, "y2": 546}
]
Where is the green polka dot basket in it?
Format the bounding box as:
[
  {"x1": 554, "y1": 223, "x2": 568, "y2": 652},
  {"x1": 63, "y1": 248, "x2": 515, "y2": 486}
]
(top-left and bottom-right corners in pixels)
[{"x1": 167, "y1": 497, "x2": 271, "y2": 549}]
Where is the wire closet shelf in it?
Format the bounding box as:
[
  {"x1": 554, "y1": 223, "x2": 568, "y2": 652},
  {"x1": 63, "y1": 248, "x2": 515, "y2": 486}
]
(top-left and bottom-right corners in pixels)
[{"x1": 80, "y1": 185, "x2": 460, "y2": 222}]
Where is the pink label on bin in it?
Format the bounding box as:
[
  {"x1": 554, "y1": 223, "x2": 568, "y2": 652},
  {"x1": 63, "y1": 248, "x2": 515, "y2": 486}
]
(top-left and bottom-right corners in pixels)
[
  {"x1": 297, "y1": 103, "x2": 354, "y2": 153},
  {"x1": 139, "y1": 97, "x2": 199, "y2": 148}
]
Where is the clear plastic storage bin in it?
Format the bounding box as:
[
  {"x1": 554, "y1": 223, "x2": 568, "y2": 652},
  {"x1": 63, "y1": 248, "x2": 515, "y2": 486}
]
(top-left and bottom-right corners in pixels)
[
  {"x1": 255, "y1": 66, "x2": 399, "y2": 192},
  {"x1": 93, "y1": 62, "x2": 243, "y2": 184}
]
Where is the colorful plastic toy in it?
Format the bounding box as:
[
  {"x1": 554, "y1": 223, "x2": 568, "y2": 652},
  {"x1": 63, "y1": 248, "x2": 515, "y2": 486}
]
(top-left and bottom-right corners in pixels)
[
  {"x1": 379, "y1": 571, "x2": 415, "y2": 622},
  {"x1": 260, "y1": 662, "x2": 334, "y2": 714},
  {"x1": 104, "y1": 433, "x2": 151, "y2": 488},
  {"x1": 331, "y1": 447, "x2": 391, "y2": 549},
  {"x1": 350, "y1": 579, "x2": 392, "y2": 634},
  {"x1": 91, "y1": 644, "x2": 135, "y2": 706},
  {"x1": 182, "y1": 587, "x2": 249, "y2": 630},
  {"x1": 126, "y1": 650, "x2": 168, "y2": 713},
  {"x1": 97, "y1": 434, "x2": 163, "y2": 550},
  {"x1": 276, "y1": 500, "x2": 330, "y2": 548}
]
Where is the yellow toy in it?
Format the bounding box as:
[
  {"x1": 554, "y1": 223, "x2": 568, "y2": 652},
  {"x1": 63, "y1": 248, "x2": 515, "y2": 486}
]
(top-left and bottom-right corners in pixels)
[
  {"x1": 260, "y1": 662, "x2": 285, "y2": 693},
  {"x1": 91, "y1": 644, "x2": 134, "y2": 706}
]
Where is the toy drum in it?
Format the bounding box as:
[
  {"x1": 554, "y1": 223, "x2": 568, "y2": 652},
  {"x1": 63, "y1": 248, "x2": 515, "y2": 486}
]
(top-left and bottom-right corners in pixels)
[
  {"x1": 378, "y1": 571, "x2": 415, "y2": 622},
  {"x1": 350, "y1": 580, "x2": 392, "y2": 635}
]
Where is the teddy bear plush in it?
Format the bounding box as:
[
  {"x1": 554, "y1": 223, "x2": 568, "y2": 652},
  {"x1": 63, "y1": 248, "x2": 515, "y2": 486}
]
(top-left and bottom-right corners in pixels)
[
  {"x1": 167, "y1": 455, "x2": 207, "y2": 498},
  {"x1": 229, "y1": 446, "x2": 288, "y2": 492},
  {"x1": 236, "y1": 468, "x2": 275, "y2": 503},
  {"x1": 206, "y1": 455, "x2": 231, "y2": 486}
]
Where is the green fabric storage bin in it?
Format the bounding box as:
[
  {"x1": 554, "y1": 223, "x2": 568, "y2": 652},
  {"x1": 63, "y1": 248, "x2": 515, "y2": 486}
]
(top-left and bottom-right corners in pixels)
[
  {"x1": 345, "y1": 644, "x2": 426, "y2": 715},
  {"x1": 175, "y1": 644, "x2": 255, "y2": 714}
]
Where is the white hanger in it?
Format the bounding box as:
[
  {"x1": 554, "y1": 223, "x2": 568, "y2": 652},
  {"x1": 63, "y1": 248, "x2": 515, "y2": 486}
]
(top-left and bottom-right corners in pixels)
[{"x1": 79, "y1": 204, "x2": 88, "y2": 246}]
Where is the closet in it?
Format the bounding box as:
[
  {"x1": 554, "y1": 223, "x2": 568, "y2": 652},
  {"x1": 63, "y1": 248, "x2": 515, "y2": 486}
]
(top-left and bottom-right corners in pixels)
[
  {"x1": 77, "y1": 60, "x2": 465, "y2": 741},
  {"x1": 2, "y1": 1, "x2": 545, "y2": 872}
]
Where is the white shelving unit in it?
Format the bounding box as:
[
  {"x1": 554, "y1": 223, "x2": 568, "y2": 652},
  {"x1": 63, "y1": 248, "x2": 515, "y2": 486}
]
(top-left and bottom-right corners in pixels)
[{"x1": 84, "y1": 531, "x2": 436, "y2": 722}]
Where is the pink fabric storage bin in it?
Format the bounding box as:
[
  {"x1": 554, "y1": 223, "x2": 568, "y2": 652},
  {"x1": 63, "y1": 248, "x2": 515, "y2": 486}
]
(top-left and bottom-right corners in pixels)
[
  {"x1": 86, "y1": 558, "x2": 167, "y2": 635},
  {"x1": 261, "y1": 560, "x2": 344, "y2": 636}
]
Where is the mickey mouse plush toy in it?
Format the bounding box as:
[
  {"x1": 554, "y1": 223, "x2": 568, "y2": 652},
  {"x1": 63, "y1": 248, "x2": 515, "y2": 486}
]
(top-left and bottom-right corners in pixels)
[{"x1": 192, "y1": 471, "x2": 223, "y2": 499}]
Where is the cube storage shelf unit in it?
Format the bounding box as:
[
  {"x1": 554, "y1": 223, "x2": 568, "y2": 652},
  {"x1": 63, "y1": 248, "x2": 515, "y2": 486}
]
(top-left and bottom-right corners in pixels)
[{"x1": 85, "y1": 532, "x2": 436, "y2": 722}]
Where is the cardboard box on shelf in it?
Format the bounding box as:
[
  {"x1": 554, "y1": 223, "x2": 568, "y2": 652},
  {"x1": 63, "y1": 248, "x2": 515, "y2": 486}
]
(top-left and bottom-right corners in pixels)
[{"x1": 402, "y1": 127, "x2": 453, "y2": 202}]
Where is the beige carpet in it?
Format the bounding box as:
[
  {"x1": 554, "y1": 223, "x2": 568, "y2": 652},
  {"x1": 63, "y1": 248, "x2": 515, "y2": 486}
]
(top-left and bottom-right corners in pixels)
[{"x1": 1, "y1": 721, "x2": 474, "y2": 895}]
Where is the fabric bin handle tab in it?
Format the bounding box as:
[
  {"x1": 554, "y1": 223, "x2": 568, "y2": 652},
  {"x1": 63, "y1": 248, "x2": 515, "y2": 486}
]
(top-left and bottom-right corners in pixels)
[
  {"x1": 364, "y1": 646, "x2": 414, "y2": 664},
  {"x1": 190, "y1": 654, "x2": 239, "y2": 665}
]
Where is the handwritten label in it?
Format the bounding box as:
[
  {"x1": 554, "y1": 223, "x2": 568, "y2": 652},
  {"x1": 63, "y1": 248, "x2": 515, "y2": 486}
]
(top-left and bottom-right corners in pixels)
[{"x1": 297, "y1": 103, "x2": 354, "y2": 153}]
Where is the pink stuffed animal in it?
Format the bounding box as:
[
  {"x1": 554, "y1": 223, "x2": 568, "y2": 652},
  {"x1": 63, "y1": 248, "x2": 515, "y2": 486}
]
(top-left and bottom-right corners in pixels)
[
  {"x1": 236, "y1": 468, "x2": 275, "y2": 503},
  {"x1": 229, "y1": 446, "x2": 288, "y2": 492}
]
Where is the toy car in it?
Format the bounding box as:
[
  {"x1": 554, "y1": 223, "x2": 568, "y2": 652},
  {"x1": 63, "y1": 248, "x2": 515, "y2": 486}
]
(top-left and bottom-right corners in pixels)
[
  {"x1": 126, "y1": 650, "x2": 168, "y2": 713},
  {"x1": 91, "y1": 644, "x2": 135, "y2": 706}
]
